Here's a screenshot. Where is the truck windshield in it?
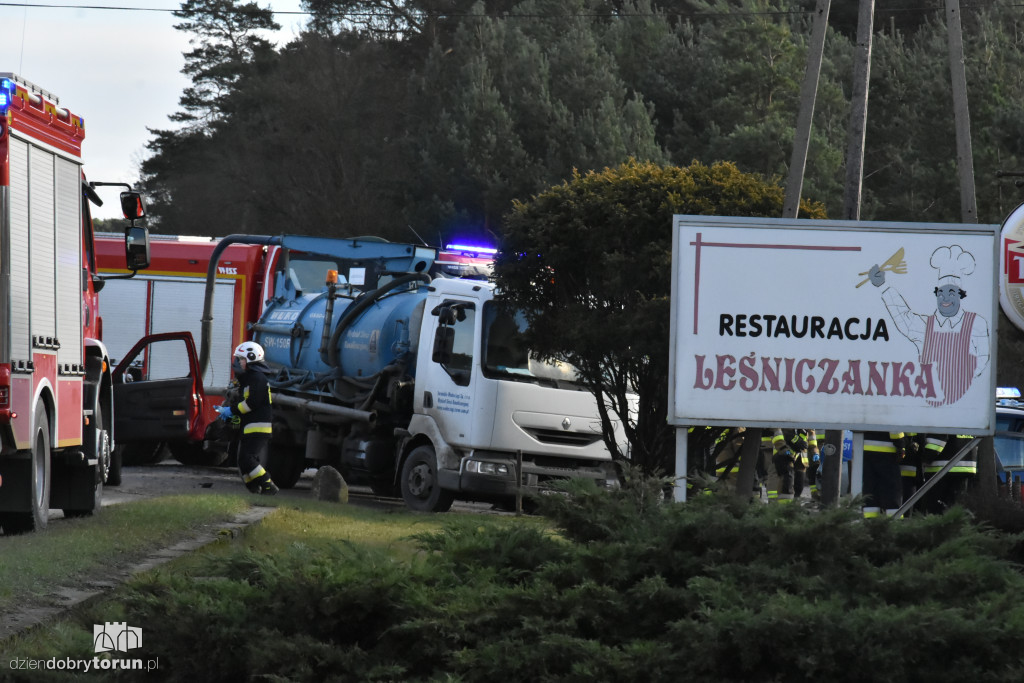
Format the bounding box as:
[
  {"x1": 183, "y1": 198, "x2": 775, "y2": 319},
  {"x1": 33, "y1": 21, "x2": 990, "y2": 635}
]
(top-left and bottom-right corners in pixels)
[
  {"x1": 286, "y1": 257, "x2": 348, "y2": 293},
  {"x1": 481, "y1": 302, "x2": 585, "y2": 389}
]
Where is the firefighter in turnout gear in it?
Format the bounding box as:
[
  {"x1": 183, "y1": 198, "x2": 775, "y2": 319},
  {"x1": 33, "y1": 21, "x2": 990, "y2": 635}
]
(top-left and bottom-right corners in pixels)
[
  {"x1": 806, "y1": 429, "x2": 823, "y2": 500},
  {"x1": 218, "y1": 342, "x2": 279, "y2": 495},
  {"x1": 862, "y1": 431, "x2": 906, "y2": 517},
  {"x1": 768, "y1": 429, "x2": 797, "y2": 503},
  {"x1": 711, "y1": 427, "x2": 754, "y2": 497},
  {"x1": 787, "y1": 429, "x2": 813, "y2": 499},
  {"x1": 920, "y1": 434, "x2": 975, "y2": 514}
]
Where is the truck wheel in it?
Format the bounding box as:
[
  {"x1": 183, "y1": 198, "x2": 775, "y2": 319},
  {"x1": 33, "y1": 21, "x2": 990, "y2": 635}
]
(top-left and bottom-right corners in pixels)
[
  {"x1": 96, "y1": 398, "x2": 122, "y2": 486},
  {"x1": 0, "y1": 405, "x2": 52, "y2": 534},
  {"x1": 107, "y1": 442, "x2": 123, "y2": 487},
  {"x1": 64, "y1": 400, "x2": 109, "y2": 518},
  {"x1": 401, "y1": 445, "x2": 454, "y2": 513},
  {"x1": 93, "y1": 402, "x2": 112, "y2": 486}
]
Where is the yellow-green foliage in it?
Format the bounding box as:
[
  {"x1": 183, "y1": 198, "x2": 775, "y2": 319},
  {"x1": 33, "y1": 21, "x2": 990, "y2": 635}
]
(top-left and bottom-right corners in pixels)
[
  {"x1": 497, "y1": 159, "x2": 823, "y2": 473},
  {"x1": 512, "y1": 158, "x2": 826, "y2": 225}
]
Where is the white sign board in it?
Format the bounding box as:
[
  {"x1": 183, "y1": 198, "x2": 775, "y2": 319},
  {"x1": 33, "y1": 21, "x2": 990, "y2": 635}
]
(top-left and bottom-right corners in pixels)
[{"x1": 669, "y1": 216, "x2": 999, "y2": 435}]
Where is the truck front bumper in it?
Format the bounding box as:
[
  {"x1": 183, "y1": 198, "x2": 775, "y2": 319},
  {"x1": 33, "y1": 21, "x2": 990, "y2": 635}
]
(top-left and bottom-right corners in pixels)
[{"x1": 455, "y1": 451, "x2": 618, "y2": 499}]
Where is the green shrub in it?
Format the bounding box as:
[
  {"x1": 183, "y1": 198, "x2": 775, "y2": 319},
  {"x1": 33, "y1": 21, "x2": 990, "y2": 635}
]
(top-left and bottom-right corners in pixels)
[{"x1": 75, "y1": 478, "x2": 1024, "y2": 682}]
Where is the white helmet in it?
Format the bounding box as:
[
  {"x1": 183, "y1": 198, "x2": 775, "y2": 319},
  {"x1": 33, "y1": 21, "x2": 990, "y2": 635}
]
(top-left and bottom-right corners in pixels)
[{"x1": 233, "y1": 341, "x2": 265, "y2": 363}]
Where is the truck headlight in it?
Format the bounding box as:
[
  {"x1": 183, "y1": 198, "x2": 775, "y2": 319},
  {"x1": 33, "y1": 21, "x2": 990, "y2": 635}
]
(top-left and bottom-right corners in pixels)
[{"x1": 466, "y1": 461, "x2": 509, "y2": 476}]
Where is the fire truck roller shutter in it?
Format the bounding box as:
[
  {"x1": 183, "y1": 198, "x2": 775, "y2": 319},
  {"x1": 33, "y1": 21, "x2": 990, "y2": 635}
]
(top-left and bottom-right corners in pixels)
[
  {"x1": 96, "y1": 278, "x2": 148, "y2": 368},
  {"x1": 9, "y1": 137, "x2": 30, "y2": 362},
  {"x1": 55, "y1": 155, "x2": 83, "y2": 370},
  {"x1": 152, "y1": 278, "x2": 235, "y2": 388},
  {"x1": 28, "y1": 145, "x2": 57, "y2": 352},
  {"x1": 101, "y1": 277, "x2": 235, "y2": 387}
]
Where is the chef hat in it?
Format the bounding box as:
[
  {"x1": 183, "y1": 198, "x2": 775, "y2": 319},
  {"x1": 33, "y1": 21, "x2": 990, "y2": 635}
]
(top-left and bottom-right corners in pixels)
[{"x1": 930, "y1": 245, "x2": 975, "y2": 287}]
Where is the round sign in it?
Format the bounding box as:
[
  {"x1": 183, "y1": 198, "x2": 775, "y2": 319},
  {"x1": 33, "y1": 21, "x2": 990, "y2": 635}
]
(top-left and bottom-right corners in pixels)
[{"x1": 1000, "y1": 201, "x2": 1024, "y2": 332}]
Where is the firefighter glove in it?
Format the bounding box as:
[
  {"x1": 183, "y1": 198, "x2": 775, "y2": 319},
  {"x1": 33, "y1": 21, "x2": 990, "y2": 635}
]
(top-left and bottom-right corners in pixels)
[{"x1": 216, "y1": 405, "x2": 233, "y2": 421}]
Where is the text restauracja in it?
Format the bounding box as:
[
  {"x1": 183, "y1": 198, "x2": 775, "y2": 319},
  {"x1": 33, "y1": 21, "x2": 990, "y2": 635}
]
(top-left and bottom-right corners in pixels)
[{"x1": 718, "y1": 314, "x2": 889, "y2": 341}]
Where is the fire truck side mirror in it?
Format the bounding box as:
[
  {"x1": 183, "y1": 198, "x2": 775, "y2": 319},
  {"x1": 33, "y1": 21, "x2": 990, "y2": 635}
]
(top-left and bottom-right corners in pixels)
[
  {"x1": 125, "y1": 226, "x2": 151, "y2": 271},
  {"x1": 120, "y1": 191, "x2": 146, "y2": 221}
]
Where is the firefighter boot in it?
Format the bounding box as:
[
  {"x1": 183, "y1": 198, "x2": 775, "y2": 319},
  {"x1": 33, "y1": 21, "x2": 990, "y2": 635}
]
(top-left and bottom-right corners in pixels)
[{"x1": 243, "y1": 465, "x2": 279, "y2": 495}]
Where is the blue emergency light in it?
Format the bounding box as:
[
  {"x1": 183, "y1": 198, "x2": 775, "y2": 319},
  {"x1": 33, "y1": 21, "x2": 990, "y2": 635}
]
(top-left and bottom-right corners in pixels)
[
  {"x1": 0, "y1": 78, "x2": 12, "y2": 114},
  {"x1": 446, "y1": 243, "x2": 497, "y2": 257}
]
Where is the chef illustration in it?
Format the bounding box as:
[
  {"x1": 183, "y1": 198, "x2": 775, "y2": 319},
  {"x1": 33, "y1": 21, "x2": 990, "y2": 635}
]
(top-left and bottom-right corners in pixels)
[{"x1": 868, "y1": 245, "x2": 990, "y2": 406}]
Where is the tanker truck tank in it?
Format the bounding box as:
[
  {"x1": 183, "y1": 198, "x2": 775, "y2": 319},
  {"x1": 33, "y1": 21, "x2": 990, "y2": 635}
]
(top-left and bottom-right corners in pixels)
[{"x1": 255, "y1": 274, "x2": 431, "y2": 379}]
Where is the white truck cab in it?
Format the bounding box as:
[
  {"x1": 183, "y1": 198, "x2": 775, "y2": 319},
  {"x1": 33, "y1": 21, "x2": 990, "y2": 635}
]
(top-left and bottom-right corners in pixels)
[{"x1": 404, "y1": 277, "x2": 621, "y2": 510}]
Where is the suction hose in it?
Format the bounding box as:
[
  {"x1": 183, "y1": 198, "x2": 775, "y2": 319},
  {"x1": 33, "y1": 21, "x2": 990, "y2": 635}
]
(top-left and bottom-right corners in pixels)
[
  {"x1": 326, "y1": 272, "x2": 432, "y2": 371},
  {"x1": 199, "y1": 234, "x2": 282, "y2": 377}
]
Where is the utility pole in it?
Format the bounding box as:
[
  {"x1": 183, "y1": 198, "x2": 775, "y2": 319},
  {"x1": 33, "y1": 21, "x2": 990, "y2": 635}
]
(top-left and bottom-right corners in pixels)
[
  {"x1": 783, "y1": 0, "x2": 831, "y2": 219},
  {"x1": 842, "y1": 0, "x2": 875, "y2": 220},
  {"x1": 946, "y1": 0, "x2": 978, "y2": 223}
]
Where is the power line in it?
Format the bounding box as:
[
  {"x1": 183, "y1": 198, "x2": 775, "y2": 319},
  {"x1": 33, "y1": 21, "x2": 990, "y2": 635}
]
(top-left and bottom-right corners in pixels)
[
  {"x1": 0, "y1": 1, "x2": 1020, "y2": 20},
  {"x1": 0, "y1": 2, "x2": 308, "y2": 13}
]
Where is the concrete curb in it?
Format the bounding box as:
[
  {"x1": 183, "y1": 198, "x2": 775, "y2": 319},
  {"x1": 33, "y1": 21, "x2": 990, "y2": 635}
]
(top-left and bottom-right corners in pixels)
[{"x1": 0, "y1": 505, "x2": 276, "y2": 643}]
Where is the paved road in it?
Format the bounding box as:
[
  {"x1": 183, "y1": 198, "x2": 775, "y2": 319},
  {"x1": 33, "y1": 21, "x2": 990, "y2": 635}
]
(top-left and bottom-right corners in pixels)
[
  {"x1": 93, "y1": 461, "x2": 506, "y2": 515},
  {"x1": 101, "y1": 462, "x2": 325, "y2": 507},
  {"x1": 33, "y1": 460, "x2": 510, "y2": 526}
]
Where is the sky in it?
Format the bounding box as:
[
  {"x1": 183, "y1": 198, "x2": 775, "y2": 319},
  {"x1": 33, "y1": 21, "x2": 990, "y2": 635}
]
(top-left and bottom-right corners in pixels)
[{"x1": 0, "y1": 0, "x2": 310, "y2": 218}]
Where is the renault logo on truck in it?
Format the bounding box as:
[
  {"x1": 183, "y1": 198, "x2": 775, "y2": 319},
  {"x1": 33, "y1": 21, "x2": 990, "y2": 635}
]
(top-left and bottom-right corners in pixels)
[{"x1": 561, "y1": 417, "x2": 572, "y2": 430}]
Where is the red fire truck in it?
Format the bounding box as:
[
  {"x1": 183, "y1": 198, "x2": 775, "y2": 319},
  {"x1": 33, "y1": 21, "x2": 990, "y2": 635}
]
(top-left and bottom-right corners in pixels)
[
  {"x1": 0, "y1": 73, "x2": 150, "y2": 532},
  {"x1": 94, "y1": 234, "x2": 269, "y2": 466}
]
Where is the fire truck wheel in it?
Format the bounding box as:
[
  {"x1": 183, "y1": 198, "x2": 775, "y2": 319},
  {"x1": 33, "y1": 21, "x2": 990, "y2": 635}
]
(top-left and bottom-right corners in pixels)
[
  {"x1": 92, "y1": 400, "x2": 121, "y2": 486},
  {"x1": 93, "y1": 402, "x2": 113, "y2": 486},
  {"x1": 64, "y1": 400, "x2": 109, "y2": 518},
  {"x1": 400, "y1": 445, "x2": 454, "y2": 513},
  {"x1": 0, "y1": 404, "x2": 52, "y2": 534},
  {"x1": 107, "y1": 442, "x2": 123, "y2": 487}
]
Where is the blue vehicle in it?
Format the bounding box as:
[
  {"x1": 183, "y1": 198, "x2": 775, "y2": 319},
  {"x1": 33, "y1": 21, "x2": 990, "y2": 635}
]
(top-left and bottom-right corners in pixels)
[{"x1": 196, "y1": 235, "x2": 625, "y2": 512}]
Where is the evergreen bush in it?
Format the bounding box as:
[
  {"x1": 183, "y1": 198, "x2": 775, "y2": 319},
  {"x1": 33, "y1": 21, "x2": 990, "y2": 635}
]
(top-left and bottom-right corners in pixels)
[{"x1": 110, "y1": 478, "x2": 1024, "y2": 682}]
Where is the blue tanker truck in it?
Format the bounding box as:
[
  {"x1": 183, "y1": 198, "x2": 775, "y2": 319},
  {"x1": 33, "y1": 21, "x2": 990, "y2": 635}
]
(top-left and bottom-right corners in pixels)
[{"x1": 196, "y1": 235, "x2": 623, "y2": 512}]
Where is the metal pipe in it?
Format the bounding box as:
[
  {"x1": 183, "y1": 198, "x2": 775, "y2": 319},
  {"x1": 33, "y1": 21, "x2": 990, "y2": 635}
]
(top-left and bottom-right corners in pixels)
[
  {"x1": 894, "y1": 437, "x2": 979, "y2": 518},
  {"x1": 249, "y1": 323, "x2": 300, "y2": 336},
  {"x1": 271, "y1": 392, "x2": 375, "y2": 424},
  {"x1": 199, "y1": 234, "x2": 282, "y2": 376}
]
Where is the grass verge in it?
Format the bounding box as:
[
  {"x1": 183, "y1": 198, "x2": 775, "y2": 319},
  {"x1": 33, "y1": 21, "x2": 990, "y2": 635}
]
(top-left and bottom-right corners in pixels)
[
  {"x1": 0, "y1": 494, "x2": 252, "y2": 614},
  {"x1": 0, "y1": 497, "x2": 547, "y2": 678}
]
